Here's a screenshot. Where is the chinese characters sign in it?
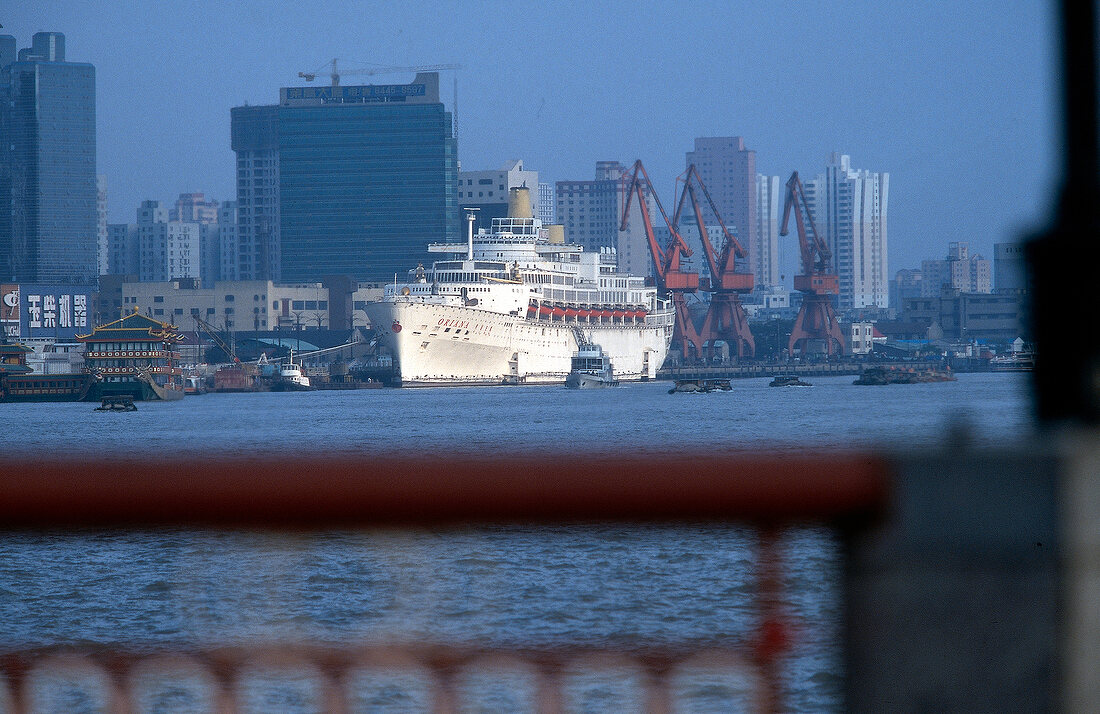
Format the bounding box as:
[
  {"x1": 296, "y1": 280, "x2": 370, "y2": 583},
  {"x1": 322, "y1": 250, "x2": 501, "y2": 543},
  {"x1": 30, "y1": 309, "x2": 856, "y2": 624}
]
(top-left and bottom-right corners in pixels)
[{"x1": 15, "y1": 285, "x2": 93, "y2": 338}]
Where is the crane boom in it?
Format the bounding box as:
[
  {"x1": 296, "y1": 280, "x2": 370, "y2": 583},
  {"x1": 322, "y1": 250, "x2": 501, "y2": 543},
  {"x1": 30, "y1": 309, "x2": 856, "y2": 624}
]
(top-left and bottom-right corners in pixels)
[
  {"x1": 192, "y1": 315, "x2": 240, "y2": 364},
  {"x1": 621, "y1": 160, "x2": 695, "y2": 286},
  {"x1": 299, "y1": 59, "x2": 462, "y2": 86},
  {"x1": 779, "y1": 171, "x2": 831, "y2": 276},
  {"x1": 779, "y1": 171, "x2": 845, "y2": 356}
]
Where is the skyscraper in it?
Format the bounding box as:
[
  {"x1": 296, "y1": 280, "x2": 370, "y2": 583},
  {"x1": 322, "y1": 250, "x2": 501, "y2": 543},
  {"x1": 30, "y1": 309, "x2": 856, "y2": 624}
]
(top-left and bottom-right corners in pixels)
[
  {"x1": 230, "y1": 105, "x2": 279, "y2": 281},
  {"x1": 231, "y1": 73, "x2": 459, "y2": 283},
  {"x1": 556, "y1": 161, "x2": 626, "y2": 254},
  {"x1": 538, "y1": 182, "x2": 555, "y2": 226},
  {"x1": 755, "y1": 174, "x2": 781, "y2": 289},
  {"x1": 0, "y1": 32, "x2": 97, "y2": 285},
  {"x1": 804, "y1": 153, "x2": 889, "y2": 310},
  {"x1": 685, "y1": 137, "x2": 757, "y2": 280}
]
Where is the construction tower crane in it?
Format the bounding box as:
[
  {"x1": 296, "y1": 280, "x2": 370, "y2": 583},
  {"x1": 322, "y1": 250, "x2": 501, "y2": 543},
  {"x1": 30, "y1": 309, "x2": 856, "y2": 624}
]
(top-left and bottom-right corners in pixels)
[
  {"x1": 298, "y1": 59, "x2": 462, "y2": 86},
  {"x1": 779, "y1": 171, "x2": 846, "y2": 357},
  {"x1": 620, "y1": 160, "x2": 704, "y2": 361},
  {"x1": 672, "y1": 165, "x2": 755, "y2": 359}
]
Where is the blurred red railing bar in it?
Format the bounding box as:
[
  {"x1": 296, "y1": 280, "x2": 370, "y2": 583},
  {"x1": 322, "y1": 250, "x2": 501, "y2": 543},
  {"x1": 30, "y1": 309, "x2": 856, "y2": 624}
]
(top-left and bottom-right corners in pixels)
[{"x1": 0, "y1": 453, "x2": 889, "y2": 528}]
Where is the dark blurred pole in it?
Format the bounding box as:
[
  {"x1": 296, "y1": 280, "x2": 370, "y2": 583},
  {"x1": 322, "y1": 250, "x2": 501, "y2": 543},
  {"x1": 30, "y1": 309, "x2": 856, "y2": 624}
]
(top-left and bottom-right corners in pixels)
[{"x1": 1028, "y1": 0, "x2": 1099, "y2": 421}]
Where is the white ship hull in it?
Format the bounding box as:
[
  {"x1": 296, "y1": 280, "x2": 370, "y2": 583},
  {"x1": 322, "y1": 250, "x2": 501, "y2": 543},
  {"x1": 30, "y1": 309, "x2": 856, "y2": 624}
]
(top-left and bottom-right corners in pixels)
[{"x1": 367, "y1": 301, "x2": 672, "y2": 386}]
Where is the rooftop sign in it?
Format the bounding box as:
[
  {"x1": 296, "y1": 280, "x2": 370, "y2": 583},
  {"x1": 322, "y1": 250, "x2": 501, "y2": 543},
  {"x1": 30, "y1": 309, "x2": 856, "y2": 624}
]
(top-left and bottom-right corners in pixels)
[{"x1": 280, "y1": 83, "x2": 429, "y2": 106}]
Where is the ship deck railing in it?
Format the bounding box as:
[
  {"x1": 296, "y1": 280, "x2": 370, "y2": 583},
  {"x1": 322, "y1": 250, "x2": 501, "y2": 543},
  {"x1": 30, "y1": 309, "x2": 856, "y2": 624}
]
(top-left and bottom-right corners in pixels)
[{"x1": 1, "y1": 442, "x2": 1085, "y2": 711}]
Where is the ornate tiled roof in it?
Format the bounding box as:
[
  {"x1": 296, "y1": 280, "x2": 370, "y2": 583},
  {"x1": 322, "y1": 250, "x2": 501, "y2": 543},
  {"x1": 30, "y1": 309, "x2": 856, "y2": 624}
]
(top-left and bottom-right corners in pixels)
[
  {"x1": 0, "y1": 342, "x2": 34, "y2": 374},
  {"x1": 76, "y1": 308, "x2": 185, "y2": 343}
]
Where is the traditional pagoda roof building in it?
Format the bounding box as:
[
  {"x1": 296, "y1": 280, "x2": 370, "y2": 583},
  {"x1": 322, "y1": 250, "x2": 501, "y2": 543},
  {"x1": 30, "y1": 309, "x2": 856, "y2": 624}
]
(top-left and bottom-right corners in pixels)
[
  {"x1": 0, "y1": 340, "x2": 97, "y2": 402},
  {"x1": 76, "y1": 308, "x2": 184, "y2": 401},
  {"x1": 0, "y1": 343, "x2": 34, "y2": 376}
]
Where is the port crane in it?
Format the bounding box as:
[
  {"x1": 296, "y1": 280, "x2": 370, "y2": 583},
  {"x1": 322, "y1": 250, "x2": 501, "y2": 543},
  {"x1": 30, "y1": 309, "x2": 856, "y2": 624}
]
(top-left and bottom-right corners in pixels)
[
  {"x1": 672, "y1": 164, "x2": 755, "y2": 358},
  {"x1": 192, "y1": 314, "x2": 240, "y2": 365},
  {"x1": 620, "y1": 160, "x2": 705, "y2": 360},
  {"x1": 779, "y1": 171, "x2": 846, "y2": 356},
  {"x1": 298, "y1": 59, "x2": 462, "y2": 86}
]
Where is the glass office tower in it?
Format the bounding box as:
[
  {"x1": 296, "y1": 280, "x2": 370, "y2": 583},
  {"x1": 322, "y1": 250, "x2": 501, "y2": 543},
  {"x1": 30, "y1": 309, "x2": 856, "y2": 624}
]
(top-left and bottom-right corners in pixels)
[
  {"x1": 232, "y1": 72, "x2": 459, "y2": 284},
  {"x1": 0, "y1": 32, "x2": 98, "y2": 286}
]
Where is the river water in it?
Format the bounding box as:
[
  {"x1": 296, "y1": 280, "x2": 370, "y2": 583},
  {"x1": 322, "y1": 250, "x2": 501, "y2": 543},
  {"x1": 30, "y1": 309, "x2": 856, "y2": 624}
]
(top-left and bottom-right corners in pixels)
[{"x1": 0, "y1": 374, "x2": 1032, "y2": 712}]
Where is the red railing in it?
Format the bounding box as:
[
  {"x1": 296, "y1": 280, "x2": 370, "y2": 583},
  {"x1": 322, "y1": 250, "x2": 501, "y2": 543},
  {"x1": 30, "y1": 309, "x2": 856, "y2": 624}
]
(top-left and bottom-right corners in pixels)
[{"x1": 0, "y1": 454, "x2": 889, "y2": 712}]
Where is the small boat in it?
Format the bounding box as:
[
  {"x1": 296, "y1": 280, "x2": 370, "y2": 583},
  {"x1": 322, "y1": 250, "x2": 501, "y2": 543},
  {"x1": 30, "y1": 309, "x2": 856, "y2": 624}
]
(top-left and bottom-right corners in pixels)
[
  {"x1": 565, "y1": 343, "x2": 619, "y2": 389},
  {"x1": 989, "y1": 353, "x2": 1035, "y2": 372},
  {"x1": 183, "y1": 375, "x2": 207, "y2": 395},
  {"x1": 769, "y1": 375, "x2": 812, "y2": 387},
  {"x1": 853, "y1": 365, "x2": 956, "y2": 385},
  {"x1": 669, "y1": 378, "x2": 732, "y2": 394},
  {"x1": 94, "y1": 395, "x2": 137, "y2": 411},
  {"x1": 272, "y1": 350, "x2": 313, "y2": 392}
]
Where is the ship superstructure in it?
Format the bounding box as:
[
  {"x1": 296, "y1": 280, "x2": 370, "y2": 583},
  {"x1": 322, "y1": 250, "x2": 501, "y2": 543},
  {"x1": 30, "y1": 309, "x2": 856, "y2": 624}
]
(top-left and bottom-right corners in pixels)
[{"x1": 365, "y1": 188, "x2": 674, "y2": 385}]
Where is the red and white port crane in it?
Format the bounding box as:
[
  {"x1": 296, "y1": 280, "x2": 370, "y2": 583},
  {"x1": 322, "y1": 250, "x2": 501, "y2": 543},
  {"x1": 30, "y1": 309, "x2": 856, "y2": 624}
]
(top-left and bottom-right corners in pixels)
[
  {"x1": 672, "y1": 165, "x2": 755, "y2": 359},
  {"x1": 620, "y1": 160, "x2": 705, "y2": 360},
  {"x1": 779, "y1": 171, "x2": 846, "y2": 356}
]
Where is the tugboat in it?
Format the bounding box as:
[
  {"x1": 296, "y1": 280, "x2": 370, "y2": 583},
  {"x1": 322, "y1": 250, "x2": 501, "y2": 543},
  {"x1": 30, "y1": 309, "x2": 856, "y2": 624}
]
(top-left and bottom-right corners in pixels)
[
  {"x1": 769, "y1": 374, "x2": 813, "y2": 387},
  {"x1": 271, "y1": 350, "x2": 312, "y2": 391},
  {"x1": 565, "y1": 342, "x2": 619, "y2": 389}
]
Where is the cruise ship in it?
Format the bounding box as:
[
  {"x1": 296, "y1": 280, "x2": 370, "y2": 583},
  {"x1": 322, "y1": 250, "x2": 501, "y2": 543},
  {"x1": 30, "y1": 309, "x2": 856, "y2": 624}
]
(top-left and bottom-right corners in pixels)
[{"x1": 365, "y1": 188, "x2": 674, "y2": 386}]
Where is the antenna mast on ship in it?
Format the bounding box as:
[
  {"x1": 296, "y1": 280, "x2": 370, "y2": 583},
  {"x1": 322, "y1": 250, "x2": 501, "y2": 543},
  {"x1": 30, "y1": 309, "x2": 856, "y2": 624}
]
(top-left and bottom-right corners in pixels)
[{"x1": 465, "y1": 208, "x2": 480, "y2": 260}]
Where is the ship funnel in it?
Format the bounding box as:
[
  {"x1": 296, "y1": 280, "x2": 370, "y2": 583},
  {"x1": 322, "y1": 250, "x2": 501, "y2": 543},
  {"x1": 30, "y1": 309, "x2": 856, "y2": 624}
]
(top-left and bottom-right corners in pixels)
[
  {"x1": 547, "y1": 225, "x2": 565, "y2": 244},
  {"x1": 508, "y1": 187, "x2": 533, "y2": 219}
]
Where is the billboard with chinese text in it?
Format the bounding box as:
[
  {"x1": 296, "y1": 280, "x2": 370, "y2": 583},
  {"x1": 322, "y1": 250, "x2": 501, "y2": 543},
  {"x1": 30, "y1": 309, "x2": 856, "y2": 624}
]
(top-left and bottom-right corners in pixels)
[{"x1": 15, "y1": 284, "x2": 95, "y2": 340}]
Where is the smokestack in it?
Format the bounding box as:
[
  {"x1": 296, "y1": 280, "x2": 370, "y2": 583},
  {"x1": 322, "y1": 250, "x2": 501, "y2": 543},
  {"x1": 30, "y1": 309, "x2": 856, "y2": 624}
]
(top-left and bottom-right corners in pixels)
[
  {"x1": 508, "y1": 187, "x2": 533, "y2": 219},
  {"x1": 547, "y1": 225, "x2": 565, "y2": 244}
]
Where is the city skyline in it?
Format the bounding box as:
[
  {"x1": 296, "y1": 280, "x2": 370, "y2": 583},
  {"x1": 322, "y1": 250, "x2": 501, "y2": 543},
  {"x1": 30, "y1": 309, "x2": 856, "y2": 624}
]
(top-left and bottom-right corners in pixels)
[{"x1": 3, "y1": 2, "x2": 1056, "y2": 276}]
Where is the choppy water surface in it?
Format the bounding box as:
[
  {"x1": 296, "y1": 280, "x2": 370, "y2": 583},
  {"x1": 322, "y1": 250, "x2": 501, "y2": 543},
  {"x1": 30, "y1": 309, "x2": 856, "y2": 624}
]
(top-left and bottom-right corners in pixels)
[{"x1": 0, "y1": 374, "x2": 1031, "y2": 711}]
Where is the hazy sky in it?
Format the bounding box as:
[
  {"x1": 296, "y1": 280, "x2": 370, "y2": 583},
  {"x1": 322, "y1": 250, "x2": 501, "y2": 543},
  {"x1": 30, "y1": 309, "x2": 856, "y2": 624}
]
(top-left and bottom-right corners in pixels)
[{"x1": 8, "y1": 1, "x2": 1058, "y2": 275}]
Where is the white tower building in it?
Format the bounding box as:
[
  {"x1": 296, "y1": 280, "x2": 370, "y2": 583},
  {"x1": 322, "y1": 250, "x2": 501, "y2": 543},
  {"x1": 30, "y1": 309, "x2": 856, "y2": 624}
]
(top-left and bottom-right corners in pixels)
[
  {"x1": 804, "y1": 153, "x2": 889, "y2": 310},
  {"x1": 755, "y1": 174, "x2": 781, "y2": 289}
]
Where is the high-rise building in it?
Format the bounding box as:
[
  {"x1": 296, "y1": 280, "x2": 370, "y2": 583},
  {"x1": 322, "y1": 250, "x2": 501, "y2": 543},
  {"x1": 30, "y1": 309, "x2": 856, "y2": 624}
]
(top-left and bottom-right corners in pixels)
[
  {"x1": 685, "y1": 137, "x2": 757, "y2": 279},
  {"x1": 0, "y1": 32, "x2": 97, "y2": 285},
  {"x1": 754, "y1": 174, "x2": 781, "y2": 289},
  {"x1": 217, "y1": 201, "x2": 239, "y2": 282},
  {"x1": 538, "y1": 182, "x2": 555, "y2": 226},
  {"x1": 106, "y1": 223, "x2": 138, "y2": 276},
  {"x1": 458, "y1": 160, "x2": 538, "y2": 232},
  {"x1": 994, "y1": 242, "x2": 1027, "y2": 294},
  {"x1": 555, "y1": 161, "x2": 653, "y2": 277},
  {"x1": 803, "y1": 153, "x2": 889, "y2": 310},
  {"x1": 230, "y1": 105, "x2": 279, "y2": 281},
  {"x1": 97, "y1": 175, "x2": 108, "y2": 276},
  {"x1": 555, "y1": 161, "x2": 625, "y2": 255},
  {"x1": 171, "y1": 192, "x2": 219, "y2": 223},
  {"x1": 921, "y1": 242, "x2": 991, "y2": 296},
  {"x1": 231, "y1": 73, "x2": 459, "y2": 283},
  {"x1": 890, "y1": 268, "x2": 923, "y2": 310},
  {"x1": 137, "y1": 201, "x2": 200, "y2": 283},
  {"x1": 108, "y1": 197, "x2": 227, "y2": 284}
]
